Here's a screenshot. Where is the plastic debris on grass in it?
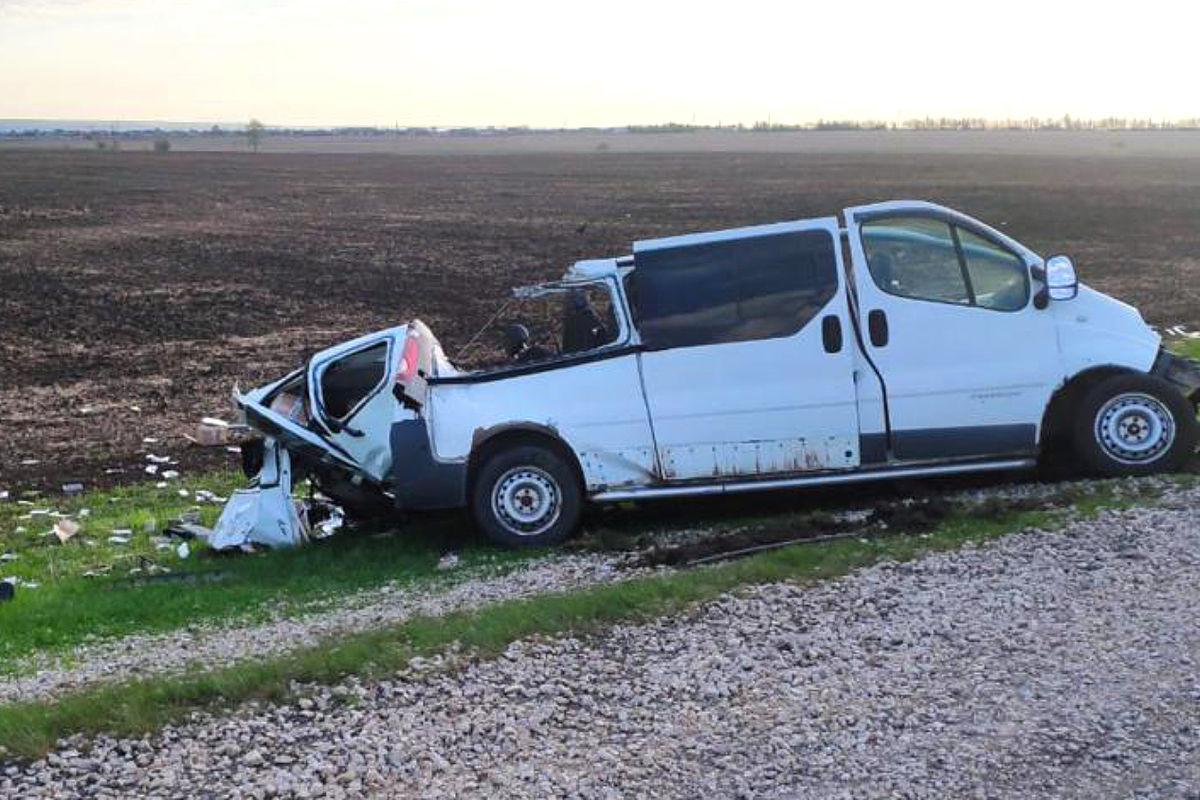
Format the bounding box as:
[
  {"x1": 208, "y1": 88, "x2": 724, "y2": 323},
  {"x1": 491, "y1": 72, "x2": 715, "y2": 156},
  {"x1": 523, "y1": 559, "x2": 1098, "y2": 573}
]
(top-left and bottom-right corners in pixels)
[{"x1": 53, "y1": 519, "x2": 80, "y2": 543}]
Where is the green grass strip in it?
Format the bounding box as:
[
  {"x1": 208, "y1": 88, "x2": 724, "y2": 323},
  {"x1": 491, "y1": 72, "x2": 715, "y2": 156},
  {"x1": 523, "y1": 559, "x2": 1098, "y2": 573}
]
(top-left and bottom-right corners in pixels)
[{"x1": 0, "y1": 496, "x2": 1095, "y2": 761}]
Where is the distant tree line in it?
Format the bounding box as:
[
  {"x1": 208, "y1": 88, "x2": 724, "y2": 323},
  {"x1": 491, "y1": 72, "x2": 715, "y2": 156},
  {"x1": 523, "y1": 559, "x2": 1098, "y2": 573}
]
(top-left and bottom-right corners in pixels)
[
  {"x1": 629, "y1": 116, "x2": 1200, "y2": 133},
  {"x1": 8, "y1": 116, "x2": 1200, "y2": 143}
]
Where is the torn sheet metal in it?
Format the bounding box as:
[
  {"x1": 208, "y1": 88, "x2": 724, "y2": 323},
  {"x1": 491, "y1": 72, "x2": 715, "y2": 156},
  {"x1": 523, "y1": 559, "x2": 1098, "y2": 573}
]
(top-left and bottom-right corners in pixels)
[{"x1": 209, "y1": 439, "x2": 309, "y2": 550}]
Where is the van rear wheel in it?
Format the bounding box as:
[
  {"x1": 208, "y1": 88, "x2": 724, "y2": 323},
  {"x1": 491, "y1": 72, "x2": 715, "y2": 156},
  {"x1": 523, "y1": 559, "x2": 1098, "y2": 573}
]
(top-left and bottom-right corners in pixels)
[
  {"x1": 471, "y1": 445, "x2": 582, "y2": 547},
  {"x1": 1072, "y1": 373, "x2": 1197, "y2": 477}
]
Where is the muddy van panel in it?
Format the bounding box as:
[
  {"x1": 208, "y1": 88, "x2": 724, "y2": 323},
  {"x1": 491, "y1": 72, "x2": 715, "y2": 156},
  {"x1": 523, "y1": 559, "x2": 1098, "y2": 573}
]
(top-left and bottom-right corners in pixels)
[{"x1": 425, "y1": 350, "x2": 658, "y2": 493}]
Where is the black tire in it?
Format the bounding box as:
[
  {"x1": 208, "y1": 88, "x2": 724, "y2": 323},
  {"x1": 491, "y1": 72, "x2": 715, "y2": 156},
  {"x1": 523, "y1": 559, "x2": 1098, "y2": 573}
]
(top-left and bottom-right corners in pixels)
[
  {"x1": 1072, "y1": 373, "x2": 1198, "y2": 477},
  {"x1": 471, "y1": 444, "x2": 582, "y2": 548}
]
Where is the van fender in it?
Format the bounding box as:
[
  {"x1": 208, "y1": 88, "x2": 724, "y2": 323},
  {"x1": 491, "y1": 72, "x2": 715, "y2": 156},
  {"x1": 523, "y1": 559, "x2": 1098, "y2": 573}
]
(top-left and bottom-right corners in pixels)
[{"x1": 390, "y1": 418, "x2": 467, "y2": 510}]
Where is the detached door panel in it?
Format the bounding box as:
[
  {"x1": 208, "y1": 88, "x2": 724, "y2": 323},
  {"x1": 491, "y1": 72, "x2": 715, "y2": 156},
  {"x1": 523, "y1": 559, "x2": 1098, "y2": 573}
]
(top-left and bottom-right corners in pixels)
[
  {"x1": 844, "y1": 203, "x2": 1063, "y2": 460},
  {"x1": 632, "y1": 218, "x2": 860, "y2": 481},
  {"x1": 307, "y1": 327, "x2": 406, "y2": 481}
]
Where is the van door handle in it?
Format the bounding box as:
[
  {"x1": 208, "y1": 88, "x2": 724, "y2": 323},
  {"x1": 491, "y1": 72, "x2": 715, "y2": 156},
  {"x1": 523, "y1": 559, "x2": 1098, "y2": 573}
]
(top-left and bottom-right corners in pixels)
[
  {"x1": 868, "y1": 309, "x2": 889, "y2": 347},
  {"x1": 821, "y1": 315, "x2": 843, "y2": 353}
]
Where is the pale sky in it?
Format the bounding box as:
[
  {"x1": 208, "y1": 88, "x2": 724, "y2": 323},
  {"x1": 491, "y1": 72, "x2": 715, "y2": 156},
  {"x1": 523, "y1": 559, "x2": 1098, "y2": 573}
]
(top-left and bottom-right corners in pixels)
[{"x1": 0, "y1": 0, "x2": 1197, "y2": 127}]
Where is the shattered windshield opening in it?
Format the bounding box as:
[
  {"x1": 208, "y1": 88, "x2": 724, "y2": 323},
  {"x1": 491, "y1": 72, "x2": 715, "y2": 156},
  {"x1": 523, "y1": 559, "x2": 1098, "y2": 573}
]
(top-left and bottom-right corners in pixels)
[{"x1": 455, "y1": 280, "x2": 619, "y2": 371}]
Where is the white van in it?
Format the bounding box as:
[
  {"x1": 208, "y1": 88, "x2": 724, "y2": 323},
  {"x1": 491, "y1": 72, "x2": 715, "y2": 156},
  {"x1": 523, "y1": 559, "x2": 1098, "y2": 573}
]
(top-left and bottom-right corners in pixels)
[{"x1": 238, "y1": 201, "x2": 1200, "y2": 546}]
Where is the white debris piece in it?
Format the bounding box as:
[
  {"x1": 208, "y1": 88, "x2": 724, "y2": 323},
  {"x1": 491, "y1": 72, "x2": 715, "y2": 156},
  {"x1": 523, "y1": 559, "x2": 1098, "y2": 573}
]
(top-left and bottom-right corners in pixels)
[
  {"x1": 4, "y1": 576, "x2": 37, "y2": 589},
  {"x1": 145, "y1": 454, "x2": 172, "y2": 464},
  {"x1": 20, "y1": 459, "x2": 40, "y2": 466},
  {"x1": 209, "y1": 440, "x2": 308, "y2": 551},
  {"x1": 54, "y1": 519, "x2": 81, "y2": 543},
  {"x1": 0, "y1": 553, "x2": 18, "y2": 562},
  {"x1": 178, "y1": 489, "x2": 189, "y2": 498},
  {"x1": 145, "y1": 465, "x2": 159, "y2": 475},
  {"x1": 314, "y1": 506, "x2": 345, "y2": 539},
  {"x1": 156, "y1": 481, "x2": 168, "y2": 488},
  {"x1": 30, "y1": 509, "x2": 50, "y2": 518},
  {"x1": 62, "y1": 483, "x2": 84, "y2": 495},
  {"x1": 201, "y1": 417, "x2": 229, "y2": 428},
  {"x1": 111, "y1": 528, "x2": 133, "y2": 537},
  {"x1": 162, "y1": 470, "x2": 180, "y2": 480},
  {"x1": 108, "y1": 535, "x2": 130, "y2": 545},
  {"x1": 436, "y1": 552, "x2": 460, "y2": 571},
  {"x1": 0, "y1": 490, "x2": 8, "y2": 502},
  {"x1": 176, "y1": 542, "x2": 190, "y2": 559},
  {"x1": 142, "y1": 436, "x2": 158, "y2": 444}
]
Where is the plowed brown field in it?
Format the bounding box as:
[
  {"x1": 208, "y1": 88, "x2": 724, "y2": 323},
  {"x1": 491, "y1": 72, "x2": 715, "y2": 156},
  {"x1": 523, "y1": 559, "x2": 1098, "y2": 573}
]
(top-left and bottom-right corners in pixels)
[{"x1": 2, "y1": 145, "x2": 1198, "y2": 490}]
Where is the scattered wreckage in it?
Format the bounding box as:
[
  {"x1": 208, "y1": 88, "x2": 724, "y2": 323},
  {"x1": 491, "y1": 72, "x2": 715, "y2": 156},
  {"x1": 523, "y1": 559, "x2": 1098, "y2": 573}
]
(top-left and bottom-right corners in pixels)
[{"x1": 219, "y1": 200, "x2": 1200, "y2": 549}]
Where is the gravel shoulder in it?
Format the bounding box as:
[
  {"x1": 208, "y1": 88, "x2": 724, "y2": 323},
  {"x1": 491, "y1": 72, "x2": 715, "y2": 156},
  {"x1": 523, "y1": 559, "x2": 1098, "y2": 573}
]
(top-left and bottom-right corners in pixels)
[{"x1": 6, "y1": 483, "x2": 1199, "y2": 798}]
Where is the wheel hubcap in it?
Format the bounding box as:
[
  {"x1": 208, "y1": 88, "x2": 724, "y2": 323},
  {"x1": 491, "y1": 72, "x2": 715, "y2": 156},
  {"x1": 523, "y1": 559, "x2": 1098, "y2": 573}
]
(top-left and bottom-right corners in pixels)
[
  {"x1": 492, "y1": 466, "x2": 561, "y2": 536},
  {"x1": 1094, "y1": 392, "x2": 1175, "y2": 465}
]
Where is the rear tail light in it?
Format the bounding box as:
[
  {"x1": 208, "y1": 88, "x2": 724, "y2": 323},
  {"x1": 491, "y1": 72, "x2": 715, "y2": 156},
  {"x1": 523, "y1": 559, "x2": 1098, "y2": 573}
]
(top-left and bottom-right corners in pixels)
[{"x1": 395, "y1": 331, "x2": 420, "y2": 383}]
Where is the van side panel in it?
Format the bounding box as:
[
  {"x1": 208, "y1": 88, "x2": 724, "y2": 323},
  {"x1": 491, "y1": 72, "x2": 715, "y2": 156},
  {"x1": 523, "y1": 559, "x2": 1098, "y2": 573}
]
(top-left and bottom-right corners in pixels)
[{"x1": 425, "y1": 352, "x2": 658, "y2": 493}]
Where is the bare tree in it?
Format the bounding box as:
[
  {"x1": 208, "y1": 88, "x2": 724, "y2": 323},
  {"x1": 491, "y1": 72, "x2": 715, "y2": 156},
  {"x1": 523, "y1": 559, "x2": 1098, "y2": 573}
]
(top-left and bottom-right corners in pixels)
[{"x1": 247, "y1": 119, "x2": 266, "y2": 153}]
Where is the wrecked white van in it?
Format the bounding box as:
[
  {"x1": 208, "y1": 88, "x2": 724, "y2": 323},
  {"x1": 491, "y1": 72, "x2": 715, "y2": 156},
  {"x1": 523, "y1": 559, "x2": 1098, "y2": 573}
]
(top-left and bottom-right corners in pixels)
[{"x1": 236, "y1": 201, "x2": 1200, "y2": 546}]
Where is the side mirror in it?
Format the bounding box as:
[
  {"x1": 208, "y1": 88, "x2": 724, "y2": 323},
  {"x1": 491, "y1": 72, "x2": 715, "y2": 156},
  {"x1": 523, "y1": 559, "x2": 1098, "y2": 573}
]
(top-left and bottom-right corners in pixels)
[{"x1": 1044, "y1": 254, "x2": 1079, "y2": 301}]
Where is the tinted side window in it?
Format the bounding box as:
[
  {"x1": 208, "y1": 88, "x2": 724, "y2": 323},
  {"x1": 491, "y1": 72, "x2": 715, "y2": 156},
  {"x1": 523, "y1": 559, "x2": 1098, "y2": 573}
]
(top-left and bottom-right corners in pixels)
[
  {"x1": 320, "y1": 341, "x2": 388, "y2": 420},
  {"x1": 632, "y1": 229, "x2": 838, "y2": 349},
  {"x1": 861, "y1": 217, "x2": 969, "y2": 305},
  {"x1": 958, "y1": 228, "x2": 1029, "y2": 311}
]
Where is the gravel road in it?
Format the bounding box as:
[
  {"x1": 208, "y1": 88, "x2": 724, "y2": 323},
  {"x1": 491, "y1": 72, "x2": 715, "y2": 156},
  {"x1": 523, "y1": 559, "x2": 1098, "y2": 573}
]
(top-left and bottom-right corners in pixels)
[{"x1": 5, "y1": 482, "x2": 1198, "y2": 799}]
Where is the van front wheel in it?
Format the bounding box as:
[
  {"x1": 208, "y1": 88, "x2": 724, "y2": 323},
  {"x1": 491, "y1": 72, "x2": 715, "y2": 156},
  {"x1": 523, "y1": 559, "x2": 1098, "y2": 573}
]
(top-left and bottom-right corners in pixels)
[
  {"x1": 471, "y1": 445, "x2": 582, "y2": 547},
  {"x1": 1073, "y1": 373, "x2": 1197, "y2": 477}
]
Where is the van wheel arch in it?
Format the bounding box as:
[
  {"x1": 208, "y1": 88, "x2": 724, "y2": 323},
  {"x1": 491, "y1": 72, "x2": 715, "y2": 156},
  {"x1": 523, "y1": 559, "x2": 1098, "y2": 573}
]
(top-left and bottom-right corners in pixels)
[
  {"x1": 1038, "y1": 367, "x2": 1136, "y2": 472},
  {"x1": 467, "y1": 428, "x2": 586, "y2": 499}
]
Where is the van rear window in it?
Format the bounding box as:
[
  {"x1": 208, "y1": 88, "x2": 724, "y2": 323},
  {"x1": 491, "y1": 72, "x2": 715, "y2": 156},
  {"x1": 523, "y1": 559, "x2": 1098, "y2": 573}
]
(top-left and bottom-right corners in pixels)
[{"x1": 630, "y1": 229, "x2": 838, "y2": 349}]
